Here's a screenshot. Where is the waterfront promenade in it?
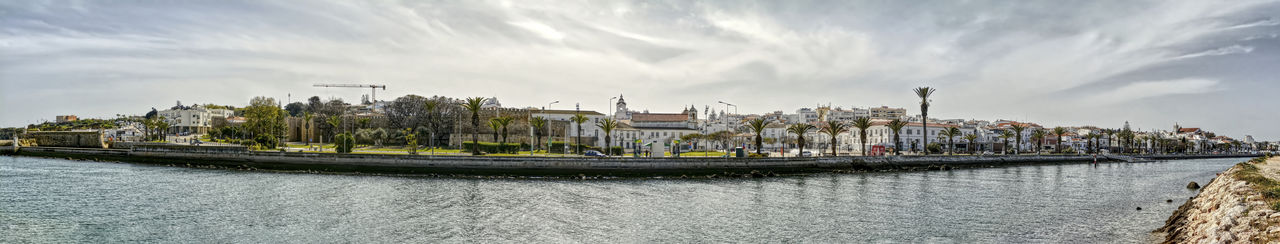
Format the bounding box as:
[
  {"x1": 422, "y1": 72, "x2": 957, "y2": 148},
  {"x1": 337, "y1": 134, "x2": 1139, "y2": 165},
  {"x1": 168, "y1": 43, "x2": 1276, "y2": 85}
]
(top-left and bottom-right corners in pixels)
[{"x1": 1, "y1": 145, "x2": 1260, "y2": 177}]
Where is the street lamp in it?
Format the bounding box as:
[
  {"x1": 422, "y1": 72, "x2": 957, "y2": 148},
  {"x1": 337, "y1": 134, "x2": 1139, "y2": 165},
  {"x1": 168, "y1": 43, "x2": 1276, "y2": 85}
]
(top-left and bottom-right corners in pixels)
[
  {"x1": 609, "y1": 96, "x2": 617, "y2": 118},
  {"x1": 546, "y1": 101, "x2": 558, "y2": 157},
  {"x1": 717, "y1": 101, "x2": 737, "y2": 115}
]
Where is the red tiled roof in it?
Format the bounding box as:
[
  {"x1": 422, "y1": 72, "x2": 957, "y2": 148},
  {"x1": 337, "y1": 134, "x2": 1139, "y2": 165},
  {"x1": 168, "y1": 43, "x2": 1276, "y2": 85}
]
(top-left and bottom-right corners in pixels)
[
  {"x1": 1178, "y1": 128, "x2": 1200, "y2": 133},
  {"x1": 631, "y1": 113, "x2": 689, "y2": 122}
]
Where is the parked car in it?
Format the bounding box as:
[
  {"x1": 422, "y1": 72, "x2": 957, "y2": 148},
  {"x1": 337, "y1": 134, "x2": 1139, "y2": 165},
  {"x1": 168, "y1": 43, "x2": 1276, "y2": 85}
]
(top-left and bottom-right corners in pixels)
[
  {"x1": 189, "y1": 139, "x2": 203, "y2": 146},
  {"x1": 584, "y1": 150, "x2": 607, "y2": 157}
]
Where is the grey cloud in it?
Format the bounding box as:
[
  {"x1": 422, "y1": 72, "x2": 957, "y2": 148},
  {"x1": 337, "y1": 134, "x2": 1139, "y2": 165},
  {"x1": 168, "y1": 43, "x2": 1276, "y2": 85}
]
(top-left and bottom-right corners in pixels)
[{"x1": 2, "y1": 0, "x2": 1279, "y2": 140}]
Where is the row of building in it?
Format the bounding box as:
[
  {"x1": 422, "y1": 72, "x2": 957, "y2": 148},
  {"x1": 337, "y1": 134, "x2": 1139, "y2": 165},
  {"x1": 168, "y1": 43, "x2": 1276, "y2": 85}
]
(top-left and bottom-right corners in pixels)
[{"x1": 76, "y1": 94, "x2": 1270, "y2": 155}]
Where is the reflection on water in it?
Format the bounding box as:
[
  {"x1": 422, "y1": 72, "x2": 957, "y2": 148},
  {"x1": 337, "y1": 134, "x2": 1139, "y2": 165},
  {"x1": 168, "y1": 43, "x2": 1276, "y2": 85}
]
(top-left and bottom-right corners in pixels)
[{"x1": 0, "y1": 156, "x2": 1238, "y2": 243}]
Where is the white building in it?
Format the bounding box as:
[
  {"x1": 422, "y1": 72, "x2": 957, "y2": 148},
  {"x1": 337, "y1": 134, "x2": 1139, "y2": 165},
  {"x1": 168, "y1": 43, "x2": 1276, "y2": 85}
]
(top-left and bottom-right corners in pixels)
[{"x1": 158, "y1": 105, "x2": 234, "y2": 135}]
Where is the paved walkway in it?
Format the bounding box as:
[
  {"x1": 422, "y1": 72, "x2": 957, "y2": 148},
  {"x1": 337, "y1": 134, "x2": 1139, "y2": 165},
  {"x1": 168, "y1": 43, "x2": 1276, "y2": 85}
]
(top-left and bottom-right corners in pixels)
[{"x1": 1257, "y1": 156, "x2": 1280, "y2": 180}]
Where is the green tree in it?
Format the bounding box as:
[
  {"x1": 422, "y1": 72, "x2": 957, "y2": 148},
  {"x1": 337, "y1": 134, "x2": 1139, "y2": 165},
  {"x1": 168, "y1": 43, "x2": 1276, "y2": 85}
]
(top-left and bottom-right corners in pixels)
[
  {"x1": 570, "y1": 113, "x2": 590, "y2": 154},
  {"x1": 1030, "y1": 129, "x2": 1047, "y2": 155},
  {"x1": 1000, "y1": 130, "x2": 1014, "y2": 154},
  {"x1": 913, "y1": 86, "x2": 936, "y2": 155},
  {"x1": 423, "y1": 100, "x2": 439, "y2": 151},
  {"x1": 1051, "y1": 127, "x2": 1068, "y2": 154},
  {"x1": 852, "y1": 117, "x2": 873, "y2": 156},
  {"x1": 887, "y1": 119, "x2": 908, "y2": 155},
  {"x1": 530, "y1": 116, "x2": 548, "y2": 151},
  {"x1": 495, "y1": 116, "x2": 514, "y2": 152},
  {"x1": 745, "y1": 118, "x2": 772, "y2": 155},
  {"x1": 786, "y1": 124, "x2": 815, "y2": 157},
  {"x1": 941, "y1": 127, "x2": 961, "y2": 155},
  {"x1": 326, "y1": 115, "x2": 341, "y2": 144},
  {"x1": 302, "y1": 112, "x2": 314, "y2": 146},
  {"x1": 460, "y1": 97, "x2": 487, "y2": 155},
  {"x1": 404, "y1": 128, "x2": 418, "y2": 155},
  {"x1": 1010, "y1": 124, "x2": 1026, "y2": 155},
  {"x1": 964, "y1": 134, "x2": 978, "y2": 154},
  {"x1": 597, "y1": 118, "x2": 619, "y2": 156},
  {"x1": 488, "y1": 118, "x2": 502, "y2": 142},
  {"x1": 245, "y1": 97, "x2": 285, "y2": 149},
  {"x1": 820, "y1": 121, "x2": 849, "y2": 156}
]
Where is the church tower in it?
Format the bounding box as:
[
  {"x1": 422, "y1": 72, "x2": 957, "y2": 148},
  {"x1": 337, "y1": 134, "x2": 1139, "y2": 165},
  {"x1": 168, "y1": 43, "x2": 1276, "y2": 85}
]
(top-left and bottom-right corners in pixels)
[{"x1": 614, "y1": 94, "x2": 630, "y2": 120}]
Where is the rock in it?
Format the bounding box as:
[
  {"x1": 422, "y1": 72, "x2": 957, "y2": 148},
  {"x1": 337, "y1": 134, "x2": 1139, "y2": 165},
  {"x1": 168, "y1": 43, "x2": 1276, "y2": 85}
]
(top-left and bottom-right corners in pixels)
[
  {"x1": 1137, "y1": 207, "x2": 1143, "y2": 210},
  {"x1": 750, "y1": 170, "x2": 765, "y2": 178},
  {"x1": 1188, "y1": 181, "x2": 1201, "y2": 189},
  {"x1": 1168, "y1": 199, "x2": 1174, "y2": 203}
]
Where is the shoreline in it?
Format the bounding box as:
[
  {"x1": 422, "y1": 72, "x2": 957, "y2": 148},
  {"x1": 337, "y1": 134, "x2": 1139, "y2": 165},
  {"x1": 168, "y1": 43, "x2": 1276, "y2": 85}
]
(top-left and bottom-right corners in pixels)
[
  {"x1": 1, "y1": 146, "x2": 1262, "y2": 177},
  {"x1": 1156, "y1": 155, "x2": 1280, "y2": 242}
]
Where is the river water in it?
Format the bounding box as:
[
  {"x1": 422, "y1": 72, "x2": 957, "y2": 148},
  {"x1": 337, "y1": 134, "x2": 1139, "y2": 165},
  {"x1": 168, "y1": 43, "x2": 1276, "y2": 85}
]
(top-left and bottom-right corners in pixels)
[{"x1": 0, "y1": 156, "x2": 1242, "y2": 243}]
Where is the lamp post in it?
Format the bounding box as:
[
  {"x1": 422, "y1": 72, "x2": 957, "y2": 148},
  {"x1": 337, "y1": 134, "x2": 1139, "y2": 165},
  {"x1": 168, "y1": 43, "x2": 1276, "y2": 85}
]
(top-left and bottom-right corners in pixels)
[{"x1": 546, "y1": 101, "x2": 558, "y2": 157}]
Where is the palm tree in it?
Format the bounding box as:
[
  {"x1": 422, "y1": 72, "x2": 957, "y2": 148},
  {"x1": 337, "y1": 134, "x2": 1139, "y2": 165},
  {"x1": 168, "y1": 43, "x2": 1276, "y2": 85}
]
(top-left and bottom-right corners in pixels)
[
  {"x1": 1010, "y1": 124, "x2": 1026, "y2": 155},
  {"x1": 596, "y1": 118, "x2": 618, "y2": 156},
  {"x1": 852, "y1": 117, "x2": 873, "y2": 156},
  {"x1": 913, "y1": 86, "x2": 936, "y2": 155},
  {"x1": 495, "y1": 116, "x2": 513, "y2": 151},
  {"x1": 302, "y1": 112, "x2": 313, "y2": 146},
  {"x1": 887, "y1": 119, "x2": 908, "y2": 155},
  {"x1": 1051, "y1": 127, "x2": 1068, "y2": 154},
  {"x1": 999, "y1": 130, "x2": 1014, "y2": 154},
  {"x1": 326, "y1": 115, "x2": 341, "y2": 142},
  {"x1": 942, "y1": 127, "x2": 961, "y2": 155},
  {"x1": 461, "y1": 97, "x2": 487, "y2": 155},
  {"x1": 819, "y1": 121, "x2": 849, "y2": 156},
  {"x1": 964, "y1": 134, "x2": 979, "y2": 154},
  {"x1": 423, "y1": 100, "x2": 439, "y2": 152},
  {"x1": 488, "y1": 118, "x2": 501, "y2": 142},
  {"x1": 570, "y1": 113, "x2": 589, "y2": 154},
  {"x1": 1030, "y1": 129, "x2": 1047, "y2": 155},
  {"x1": 787, "y1": 123, "x2": 816, "y2": 157},
  {"x1": 530, "y1": 116, "x2": 547, "y2": 152},
  {"x1": 746, "y1": 118, "x2": 772, "y2": 154}
]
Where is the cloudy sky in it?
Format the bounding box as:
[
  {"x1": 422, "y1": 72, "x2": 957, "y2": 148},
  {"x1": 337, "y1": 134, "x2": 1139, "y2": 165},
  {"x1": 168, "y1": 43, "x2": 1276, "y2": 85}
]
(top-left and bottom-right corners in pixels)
[{"x1": 2, "y1": 0, "x2": 1278, "y2": 140}]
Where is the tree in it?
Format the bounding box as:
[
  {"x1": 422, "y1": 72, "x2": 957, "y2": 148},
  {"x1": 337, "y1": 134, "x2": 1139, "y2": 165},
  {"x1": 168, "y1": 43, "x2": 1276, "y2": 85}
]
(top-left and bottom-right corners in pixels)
[
  {"x1": 461, "y1": 97, "x2": 486, "y2": 155},
  {"x1": 424, "y1": 100, "x2": 439, "y2": 151},
  {"x1": 852, "y1": 117, "x2": 872, "y2": 156},
  {"x1": 1000, "y1": 130, "x2": 1014, "y2": 154},
  {"x1": 495, "y1": 116, "x2": 514, "y2": 151},
  {"x1": 404, "y1": 128, "x2": 418, "y2": 155},
  {"x1": 1051, "y1": 127, "x2": 1068, "y2": 154},
  {"x1": 887, "y1": 119, "x2": 908, "y2": 155},
  {"x1": 942, "y1": 127, "x2": 961, "y2": 155},
  {"x1": 386, "y1": 95, "x2": 429, "y2": 130},
  {"x1": 326, "y1": 115, "x2": 341, "y2": 147},
  {"x1": 530, "y1": 116, "x2": 547, "y2": 151},
  {"x1": 745, "y1": 118, "x2": 772, "y2": 155},
  {"x1": 488, "y1": 118, "x2": 502, "y2": 142},
  {"x1": 964, "y1": 134, "x2": 978, "y2": 154},
  {"x1": 245, "y1": 97, "x2": 285, "y2": 149},
  {"x1": 708, "y1": 131, "x2": 734, "y2": 156},
  {"x1": 570, "y1": 113, "x2": 590, "y2": 154},
  {"x1": 819, "y1": 121, "x2": 849, "y2": 156},
  {"x1": 284, "y1": 102, "x2": 306, "y2": 117},
  {"x1": 680, "y1": 133, "x2": 704, "y2": 153},
  {"x1": 1030, "y1": 129, "x2": 1047, "y2": 155},
  {"x1": 597, "y1": 118, "x2": 618, "y2": 156},
  {"x1": 913, "y1": 86, "x2": 937, "y2": 155},
  {"x1": 302, "y1": 112, "x2": 314, "y2": 146},
  {"x1": 145, "y1": 108, "x2": 158, "y2": 119},
  {"x1": 1010, "y1": 124, "x2": 1026, "y2": 155}
]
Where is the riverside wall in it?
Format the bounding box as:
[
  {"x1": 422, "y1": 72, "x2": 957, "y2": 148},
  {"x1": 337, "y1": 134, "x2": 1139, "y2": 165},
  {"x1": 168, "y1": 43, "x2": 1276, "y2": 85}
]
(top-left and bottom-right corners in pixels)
[
  {"x1": 1157, "y1": 158, "x2": 1280, "y2": 243},
  {"x1": 3, "y1": 146, "x2": 1262, "y2": 176}
]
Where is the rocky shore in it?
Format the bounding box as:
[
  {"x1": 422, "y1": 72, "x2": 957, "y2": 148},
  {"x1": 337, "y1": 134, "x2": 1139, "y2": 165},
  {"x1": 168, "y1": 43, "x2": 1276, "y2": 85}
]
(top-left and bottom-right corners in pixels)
[{"x1": 1158, "y1": 155, "x2": 1280, "y2": 243}]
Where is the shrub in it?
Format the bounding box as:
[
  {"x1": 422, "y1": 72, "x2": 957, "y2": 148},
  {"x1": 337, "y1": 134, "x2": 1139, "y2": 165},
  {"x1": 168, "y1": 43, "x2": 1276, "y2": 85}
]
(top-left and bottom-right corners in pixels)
[
  {"x1": 335, "y1": 133, "x2": 355, "y2": 153},
  {"x1": 462, "y1": 141, "x2": 523, "y2": 154}
]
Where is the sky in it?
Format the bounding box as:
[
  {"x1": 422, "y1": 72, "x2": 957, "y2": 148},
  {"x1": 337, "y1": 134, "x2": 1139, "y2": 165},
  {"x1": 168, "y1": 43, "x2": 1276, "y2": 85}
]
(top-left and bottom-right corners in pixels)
[{"x1": 2, "y1": 0, "x2": 1279, "y2": 140}]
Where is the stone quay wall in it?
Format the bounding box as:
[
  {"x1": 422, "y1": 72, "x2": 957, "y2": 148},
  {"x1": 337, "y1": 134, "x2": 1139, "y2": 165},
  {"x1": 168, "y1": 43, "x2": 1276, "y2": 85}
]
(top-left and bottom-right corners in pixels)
[
  {"x1": 23, "y1": 131, "x2": 105, "y2": 148},
  {"x1": 5, "y1": 146, "x2": 1262, "y2": 176}
]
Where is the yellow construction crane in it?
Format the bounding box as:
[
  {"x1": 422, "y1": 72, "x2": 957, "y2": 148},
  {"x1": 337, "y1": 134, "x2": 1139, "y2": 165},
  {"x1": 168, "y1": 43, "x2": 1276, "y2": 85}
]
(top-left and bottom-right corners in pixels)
[{"x1": 313, "y1": 84, "x2": 387, "y2": 103}]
